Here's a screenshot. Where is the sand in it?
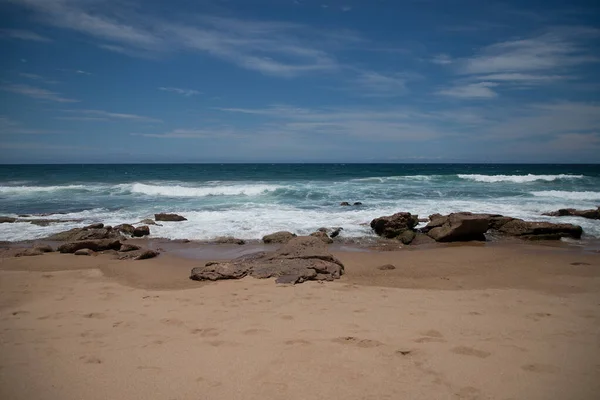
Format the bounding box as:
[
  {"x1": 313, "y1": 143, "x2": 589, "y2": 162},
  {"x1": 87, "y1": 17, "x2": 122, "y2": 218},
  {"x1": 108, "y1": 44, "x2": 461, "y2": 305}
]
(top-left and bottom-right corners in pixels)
[{"x1": 1, "y1": 243, "x2": 600, "y2": 400}]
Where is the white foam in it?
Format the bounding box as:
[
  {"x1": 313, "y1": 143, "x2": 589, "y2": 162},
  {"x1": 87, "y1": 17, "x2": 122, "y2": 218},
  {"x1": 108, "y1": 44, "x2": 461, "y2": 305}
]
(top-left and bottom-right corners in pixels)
[
  {"x1": 128, "y1": 182, "x2": 281, "y2": 197},
  {"x1": 458, "y1": 174, "x2": 584, "y2": 183},
  {"x1": 0, "y1": 184, "x2": 88, "y2": 194},
  {"x1": 351, "y1": 175, "x2": 435, "y2": 183},
  {"x1": 531, "y1": 191, "x2": 600, "y2": 201}
]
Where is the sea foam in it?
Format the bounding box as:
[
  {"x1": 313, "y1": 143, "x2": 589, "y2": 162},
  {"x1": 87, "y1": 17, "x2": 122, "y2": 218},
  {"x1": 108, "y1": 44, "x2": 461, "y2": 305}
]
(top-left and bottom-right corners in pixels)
[{"x1": 458, "y1": 174, "x2": 584, "y2": 183}]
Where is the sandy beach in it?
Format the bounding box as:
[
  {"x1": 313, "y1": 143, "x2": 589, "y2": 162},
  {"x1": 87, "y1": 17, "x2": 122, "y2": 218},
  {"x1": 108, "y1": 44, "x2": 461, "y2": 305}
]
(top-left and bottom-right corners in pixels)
[{"x1": 1, "y1": 242, "x2": 599, "y2": 400}]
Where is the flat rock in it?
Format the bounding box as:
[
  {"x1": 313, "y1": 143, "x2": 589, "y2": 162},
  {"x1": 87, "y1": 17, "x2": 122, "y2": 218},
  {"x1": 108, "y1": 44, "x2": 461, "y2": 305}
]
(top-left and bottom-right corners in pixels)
[
  {"x1": 212, "y1": 236, "x2": 246, "y2": 245},
  {"x1": 14, "y1": 248, "x2": 44, "y2": 257},
  {"x1": 426, "y1": 213, "x2": 489, "y2": 242},
  {"x1": 46, "y1": 226, "x2": 120, "y2": 241},
  {"x1": 498, "y1": 219, "x2": 583, "y2": 240},
  {"x1": 0, "y1": 216, "x2": 17, "y2": 223},
  {"x1": 58, "y1": 239, "x2": 122, "y2": 254},
  {"x1": 543, "y1": 207, "x2": 600, "y2": 220},
  {"x1": 155, "y1": 213, "x2": 187, "y2": 222},
  {"x1": 119, "y1": 243, "x2": 141, "y2": 252},
  {"x1": 135, "y1": 249, "x2": 159, "y2": 260},
  {"x1": 262, "y1": 231, "x2": 297, "y2": 244},
  {"x1": 74, "y1": 248, "x2": 93, "y2": 256}
]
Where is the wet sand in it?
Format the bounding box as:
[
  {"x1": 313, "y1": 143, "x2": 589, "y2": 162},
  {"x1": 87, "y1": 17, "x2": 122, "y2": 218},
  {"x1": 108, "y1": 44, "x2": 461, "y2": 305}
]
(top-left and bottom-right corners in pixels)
[{"x1": 1, "y1": 243, "x2": 600, "y2": 399}]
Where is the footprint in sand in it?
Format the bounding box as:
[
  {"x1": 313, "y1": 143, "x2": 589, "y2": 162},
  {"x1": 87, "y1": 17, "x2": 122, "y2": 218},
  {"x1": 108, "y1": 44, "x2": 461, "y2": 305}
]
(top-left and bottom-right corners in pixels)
[
  {"x1": 526, "y1": 312, "x2": 552, "y2": 322},
  {"x1": 284, "y1": 339, "x2": 311, "y2": 346},
  {"x1": 161, "y1": 318, "x2": 185, "y2": 327},
  {"x1": 243, "y1": 328, "x2": 269, "y2": 335},
  {"x1": 521, "y1": 363, "x2": 559, "y2": 374},
  {"x1": 415, "y1": 330, "x2": 446, "y2": 343},
  {"x1": 79, "y1": 355, "x2": 103, "y2": 364},
  {"x1": 83, "y1": 312, "x2": 107, "y2": 319},
  {"x1": 451, "y1": 346, "x2": 491, "y2": 359},
  {"x1": 190, "y1": 328, "x2": 220, "y2": 337},
  {"x1": 332, "y1": 336, "x2": 383, "y2": 348}
]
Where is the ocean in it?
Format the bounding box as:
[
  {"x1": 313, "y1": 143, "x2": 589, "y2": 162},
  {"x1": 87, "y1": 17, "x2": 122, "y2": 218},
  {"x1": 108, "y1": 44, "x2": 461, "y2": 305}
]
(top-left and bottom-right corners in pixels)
[{"x1": 1, "y1": 164, "x2": 599, "y2": 242}]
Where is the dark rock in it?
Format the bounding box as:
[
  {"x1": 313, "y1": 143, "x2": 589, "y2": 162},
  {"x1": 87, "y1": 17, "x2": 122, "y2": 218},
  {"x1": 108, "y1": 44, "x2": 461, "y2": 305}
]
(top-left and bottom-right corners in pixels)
[
  {"x1": 340, "y1": 202, "x2": 351, "y2": 206},
  {"x1": 370, "y1": 212, "x2": 419, "y2": 239},
  {"x1": 488, "y1": 216, "x2": 515, "y2": 230},
  {"x1": 135, "y1": 250, "x2": 159, "y2": 260},
  {"x1": 85, "y1": 223, "x2": 104, "y2": 229},
  {"x1": 330, "y1": 227, "x2": 343, "y2": 238},
  {"x1": 310, "y1": 231, "x2": 333, "y2": 244},
  {"x1": 155, "y1": 213, "x2": 187, "y2": 222},
  {"x1": 410, "y1": 232, "x2": 437, "y2": 246},
  {"x1": 397, "y1": 230, "x2": 416, "y2": 244},
  {"x1": 18, "y1": 214, "x2": 31, "y2": 218},
  {"x1": 46, "y1": 227, "x2": 120, "y2": 241},
  {"x1": 377, "y1": 264, "x2": 396, "y2": 270},
  {"x1": 262, "y1": 231, "x2": 297, "y2": 244},
  {"x1": 74, "y1": 248, "x2": 93, "y2": 256},
  {"x1": 58, "y1": 239, "x2": 122, "y2": 254},
  {"x1": 353, "y1": 202, "x2": 363, "y2": 206},
  {"x1": 139, "y1": 219, "x2": 161, "y2": 226},
  {"x1": 426, "y1": 213, "x2": 489, "y2": 242},
  {"x1": 190, "y1": 236, "x2": 344, "y2": 284},
  {"x1": 119, "y1": 243, "x2": 141, "y2": 252},
  {"x1": 543, "y1": 207, "x2": 600, "y2": 220},
  {"x1": 133, "y1": 226, "x2": 150, "y2": 237},
  {"x1": 0, "y1": 216, "x2": 17, "y2": 223},
  {"x1": 34, "y1": 244, "x2": 53, "y2": 253},
  {"x1": 497, "y1": 219, "x2": 582, "y2": 240},
  {"x1": 114, "y1": 224, "x2": 135, "y2": 236},
  {"x1": 212, "y1": 236, "x2": 246, "y2": 245}
]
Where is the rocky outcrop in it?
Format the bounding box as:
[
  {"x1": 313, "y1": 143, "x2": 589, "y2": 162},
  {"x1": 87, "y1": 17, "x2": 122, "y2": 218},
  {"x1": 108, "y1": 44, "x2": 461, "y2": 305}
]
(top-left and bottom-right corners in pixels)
[
  {"x1": 310, "y1": 231, "x2": 334, "y2": 244},
  {"x1": 262, "y1": 231, "x2": 297, "y2": 244},
  {"x1": 58, "y1": 239, "x2": 122, "y2": 254},
  {"x1": 114, "y1": 224, "x2": 135, "y2": 236},
  {"x1": 543, "y1": 207, "x2": 600, "y2": 220},
  {"x1": 0, "y1": 216, "x2": 17, "y2": 223},
  {"x1": 410, "y1": 232, "x2": 437, "y2": 245},
  {"x1": 46, "y1": 226, "x2": 121, "y2": 241},
  {"x1": 155, "y1": 213, "x2": 187, "y2": 222},
  {"x1": 425, "y1": 213, "x2": 490, "y2": 242},
  {"x1": 212, "y1": 237, "x2": 246, "y2": 245},
  {"x1": 133, "y1": 226, "x2": 150, "y2": 237},
  {"x1": 497, "y1": 219, "x2": 583, "y2": 240},
  {"x1": 190, "y1": 236, "x2": 344, "y2": 284},
  {"x1": 370, "y1": 212, "x2": 419, "y2": 240}
]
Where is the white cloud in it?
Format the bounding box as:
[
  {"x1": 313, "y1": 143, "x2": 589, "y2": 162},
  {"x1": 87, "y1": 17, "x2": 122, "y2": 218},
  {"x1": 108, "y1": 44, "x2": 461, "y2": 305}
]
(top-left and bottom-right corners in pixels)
[
  {"x1": 132, "y1": 128, "x2": 241, "y2": 139},
  {"x1": 60, "y1": 109, "x2": 162, "y2": 123},
  {"x1": 2, "y1": 84, "x2": 78, "y2": 102},
  {"x1": 437, "y1": 82, "x2": 499, "y2": 98},
  {"x1": 0, "y1": 116, "x2": 57, "y2": 135},
  {"x1": 0, "y1": 28, "x2": 52, "y2": 42},
  {"x1": 18, "y1": 72, "x2": 59, "y2": 84},
  {"x1": 159, "y1": 87, "x2": 201, "y2": 96},
  {"x1": 354, "y1": 71, "x2": 409, "y2": 97},
  {"x1": 471, "y1": 73, "x2": 566, "y2": 84},
  {"x1": 431, "y1": 54, "x2": 452, "y2": 65}
]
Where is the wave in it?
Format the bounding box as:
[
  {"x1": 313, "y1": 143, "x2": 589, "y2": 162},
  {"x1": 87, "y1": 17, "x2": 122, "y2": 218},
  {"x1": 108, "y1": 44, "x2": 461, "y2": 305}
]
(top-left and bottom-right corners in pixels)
[
  {"x1": 351, "y1": 175, "x2": 436, "y2": 183},
  {"x1": 0, "y1": 184, "x2": 89, "y2": 194},
  {"x1": 458, "y1": 174, "x2": 584, "y2": 183},
  {"x1": 530, "y1": 191, "x2": 600, "y2": 201},
  {"x1": 128, "y1": 183, "x2": 281, "y2": 197}
]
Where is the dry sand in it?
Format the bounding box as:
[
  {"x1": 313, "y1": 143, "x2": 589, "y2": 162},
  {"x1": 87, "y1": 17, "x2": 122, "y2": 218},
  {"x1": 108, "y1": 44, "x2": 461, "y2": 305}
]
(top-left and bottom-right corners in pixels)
[{"x1": 1, "y1": 243, "x2": 600, "y2": 400}]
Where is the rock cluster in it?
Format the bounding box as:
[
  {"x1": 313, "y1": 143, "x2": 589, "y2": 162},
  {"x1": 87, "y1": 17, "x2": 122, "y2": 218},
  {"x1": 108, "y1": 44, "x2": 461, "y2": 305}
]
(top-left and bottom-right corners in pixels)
[
  {"x1": 190, "y1": 236, "x2": 344, "y2": 284},
  {"x1": 543, "y1": 207, "x2": 600, "y2": 220}
]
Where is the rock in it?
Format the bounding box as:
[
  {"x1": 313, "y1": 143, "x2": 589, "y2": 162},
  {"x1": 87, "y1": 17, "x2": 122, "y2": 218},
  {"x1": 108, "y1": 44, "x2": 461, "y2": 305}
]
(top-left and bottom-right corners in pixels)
[
  {"x1": 398, "y1": 230, "x2": 416, "y2": 245},
  {"x1": 410, "y1": 232, "x2": 437, "y2": 246},
  {"x1": 190, "y1": 236, "x2": 344, "y2": 284},
  {"x1": 262, "y1": 231, "x2": 297, "y2": 244},
  {"x1": 74, "y1": 248, "x2": 93, "y2": 256},
  {"x1": 85, "y1": 223, "x2": 104, "y2": 229},
  {"x1": 497, "y1": 219, "x2": 583, "y2": 240},
  {"x1": 154, "y1": 213, "x2": 187, "y2": 222},
  {"x1": 353, "y1": 202, "x2": 363, "y2": 206},
  {"x1": 34, "y1": 244, "x2": 53, "y2": 253},
  {"x1": 370, "y1": 212, "x2": 419, "y2": 239},
  {"x1": 340, "y1": 202, "x2": 351, "y2": 206},
  {"x1": 133, "y1": 226, "x2": 150, "y2": 237},
  {"x1": 119, "y1": 243, "x2": 141, "y2": 252},
  {"x1": 135, "y1": 250, "x2": 159, "y2": 260},
  {"x1": 377, "y1": 264, "x2": 396, "y2": 270},
  {"x1": 310, "y1": 231, "x2": 333, "y2": 244},
  {"x1": 58, "y1": 239, "x2": 122, "y2": 254},
  {"x1": 114, "y1": 224, "x2": 135, "y2": 236},
  {"x1": 543, "y1": 207, "x2": 600, "y2": 220},
  {"x1": 14, "y1": 248, "x2": 44, "y2": 257},
  {"x1": 0, "y1": 216, "x2": 17, "y2": 223},
  {"x1": 488, "y1": 216, "x2": 515, "y2": 230},
  {"x1": 330, "y1": 227, "x2": 343, "y2": 238},
  {"x1": 212, "y1": 237, "x2": 246, "y2": 245},
  {"x1": 426, "y1": 213, "x2": 489, "y2": 242},
  {"x1": 139, "y1": 219, "x2": 161, "y2": 226},
  {"x1": 46, "y1": 226, "x2": 120, "y2": 241}
]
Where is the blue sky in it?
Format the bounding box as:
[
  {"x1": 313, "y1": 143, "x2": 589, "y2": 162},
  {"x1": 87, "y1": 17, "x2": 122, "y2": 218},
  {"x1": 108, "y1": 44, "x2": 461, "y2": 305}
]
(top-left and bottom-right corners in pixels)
[{"x1": 0, "y1": 0, "x2": 599, "y2": 163}]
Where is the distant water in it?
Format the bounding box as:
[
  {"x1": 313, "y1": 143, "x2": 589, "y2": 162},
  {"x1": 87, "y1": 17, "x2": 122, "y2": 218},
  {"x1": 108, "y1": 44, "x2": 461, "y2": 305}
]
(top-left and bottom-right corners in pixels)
[{"x1": 1, "y1": 164, "x2": 599, "y2": 242}]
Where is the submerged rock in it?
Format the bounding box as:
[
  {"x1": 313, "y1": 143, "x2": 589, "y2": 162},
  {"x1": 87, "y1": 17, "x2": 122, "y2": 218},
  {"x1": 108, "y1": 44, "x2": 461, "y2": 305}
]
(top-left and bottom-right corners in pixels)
[
  {"x1": 340, "y1": 202, "x2": 351, "y2": 206},
  {"x1": 0, "y1": 216, "x2": 17, "y2": 223},
  {"x1": 155, "y1": 213, "x2": 187, "y2": 222},
  {"x1": 190, "y1": 236, "x2": 344, "y2": 284},
  {"x1": 543, "y1": 207, "x2": 600, "y2": 220},
  {"x1": 262, "y1": 231, "x2": 297, "y2": 244}
]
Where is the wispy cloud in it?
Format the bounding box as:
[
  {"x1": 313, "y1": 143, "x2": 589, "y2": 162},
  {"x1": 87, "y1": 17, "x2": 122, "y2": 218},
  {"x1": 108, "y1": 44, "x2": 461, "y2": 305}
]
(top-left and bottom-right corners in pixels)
[
  {"x1": 132, "y1": 128, "x2": 241, "y2": 139},
  {"x1": 2, "y1": 84, "x2": 78, "y2": 102},
  {"x1": 354, "y1": 71, "x2": 410, "y2": 97},
  {"x1": 0, "y1": 28, "x2": 52, "y2": 42},
  {"x1": 60, "y1": 109, "x2": 162, "y2": 123},
  {"x1": 10, "y1": 1, "x2": 350, "y2": 77},
  {"x1": 431, "y1": 54, "x2": 452, "y2": 65},
  {"x1": 437, "y1": 82, "x2": 499, "y2": 99},
  {"x1": 0, "y1": 116, "x2": 57, "y2": 135},
  {"x1": 158, "y1": 87, "x2": 201, "y2": 97},
  {"x1": 18, "y1": 72, "x2": 59, "y2": 84}
]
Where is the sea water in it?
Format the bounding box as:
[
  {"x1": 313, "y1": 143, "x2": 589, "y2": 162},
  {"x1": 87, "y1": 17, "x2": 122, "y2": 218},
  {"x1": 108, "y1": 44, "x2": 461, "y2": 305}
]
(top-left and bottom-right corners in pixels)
[{"x1": 0, "y1": 164, "x2": 599, "y2": 241}]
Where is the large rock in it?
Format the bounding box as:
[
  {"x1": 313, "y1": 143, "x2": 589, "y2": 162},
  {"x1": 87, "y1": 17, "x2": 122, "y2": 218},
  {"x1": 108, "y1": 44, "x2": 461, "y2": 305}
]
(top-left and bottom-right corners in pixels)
[
  {"x1": 58, "y1": 239, "x2": 122, "y2": 253},
  {"x1": 133, "y1": 226, "x2": 150, "y2": 237},
  {"x1": 543, "y1": 207, "x2": 600, "y2": 220},
  {"x1": 0, "y1": 216, "x2": 17, "y2": 223},
  {"x1": 190, "y1": 236, "x2": 344, "y2": 284},
  {"x1": 497, "y1": 219, "x2": 583, "y2": 240},
  {"x1": 155, "y1": 213, "x2": 187, "y2": 222},
  {"x1": 114, "y1": 224, "x2": 135, "y2": 236},
  {"x1": 212, "y1": 236, "x2": 246, "y2": 245},
  {"x1": 426, "y1": 213, "x2": 489, "y2": 242},
  {"x1": 262, "y1": 231, "x2": 297, "y2": 244},
  {"x1": 370, "y1": 212, "x2": 419, "y2": 239},
  {"x1": 310, "y1": 231, "x2": 334, "y2": 244},
  {"x1": 46, "y1": 226, "x2": 120, "y2": 241}
]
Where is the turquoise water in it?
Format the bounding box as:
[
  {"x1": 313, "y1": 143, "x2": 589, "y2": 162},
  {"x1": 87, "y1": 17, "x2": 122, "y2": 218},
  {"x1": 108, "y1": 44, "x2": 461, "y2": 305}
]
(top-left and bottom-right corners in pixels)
[{"x1": 1, "y1": 164, "x2": 599, "y2": 241}]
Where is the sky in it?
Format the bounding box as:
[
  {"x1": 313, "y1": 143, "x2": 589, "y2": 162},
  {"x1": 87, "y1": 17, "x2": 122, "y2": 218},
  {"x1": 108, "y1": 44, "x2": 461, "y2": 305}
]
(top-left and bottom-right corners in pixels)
[{"x1": 0, "y1": 0, "x2": 599, "y2": 163}]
